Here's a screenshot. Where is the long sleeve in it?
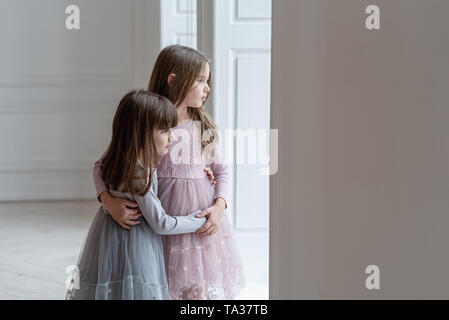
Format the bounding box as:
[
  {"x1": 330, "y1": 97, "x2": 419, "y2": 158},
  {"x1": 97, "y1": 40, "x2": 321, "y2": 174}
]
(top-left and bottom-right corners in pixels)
[
  {"x1": 209, "y1": 141, "x2": 230, "y2": 209},
  {"x1": 109, "y1": 187, "x2": 206, "y2": 235},
  {"x1": 93, "y1": 159, "x2": 108, "y2": 201}
]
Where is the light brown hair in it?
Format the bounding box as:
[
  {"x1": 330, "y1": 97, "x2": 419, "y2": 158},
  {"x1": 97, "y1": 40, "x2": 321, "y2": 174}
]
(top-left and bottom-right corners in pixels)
[
  {"x1": 100, "y1": 89, "x2": 178, "y2": 196},
  {"x1": 148, "y1": 45, "x2": 219, "y2": 149}
]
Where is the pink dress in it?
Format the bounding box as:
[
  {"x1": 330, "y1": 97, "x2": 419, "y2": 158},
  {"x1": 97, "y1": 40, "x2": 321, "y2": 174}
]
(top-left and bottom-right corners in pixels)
[
  {"x1": 156, "y1": 119, "x2": 245, "y2": 300},
  {"x1": 93, "y1": 119, "x2": 245, "y2": 300}
]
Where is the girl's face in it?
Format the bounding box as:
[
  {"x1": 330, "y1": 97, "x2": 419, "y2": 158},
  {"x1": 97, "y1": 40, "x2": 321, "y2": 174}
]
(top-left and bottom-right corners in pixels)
[
  {"x1": 153, "y1": 127, "x2": 176, "y2": 155},
  {"x1": 183, "y1": 63, "x2": 210, "y2": 108}
]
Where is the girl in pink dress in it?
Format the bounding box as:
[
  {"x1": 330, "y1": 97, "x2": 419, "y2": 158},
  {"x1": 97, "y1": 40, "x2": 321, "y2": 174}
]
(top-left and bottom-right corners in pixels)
[{"x1": 93, "y1": 45, "x2": 245, "y2": 300}]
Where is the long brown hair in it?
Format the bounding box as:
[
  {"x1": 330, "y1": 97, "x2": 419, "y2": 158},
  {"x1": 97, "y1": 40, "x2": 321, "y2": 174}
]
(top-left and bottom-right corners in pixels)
[
  {"x1": 101, "y1": 89, "x2": 178, "y2": 196},
  {"x1": 148, "y1": 45, "x2": 219, "y2": 149}
]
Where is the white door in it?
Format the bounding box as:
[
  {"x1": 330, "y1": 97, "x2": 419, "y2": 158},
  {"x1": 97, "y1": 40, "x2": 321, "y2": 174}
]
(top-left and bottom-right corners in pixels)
[
  {"x1": 161, "y1": 0, "x2": 197, "y2": 48},
  {"x1": 198, "y1": 0, "x2": 272, "y2": 298}
]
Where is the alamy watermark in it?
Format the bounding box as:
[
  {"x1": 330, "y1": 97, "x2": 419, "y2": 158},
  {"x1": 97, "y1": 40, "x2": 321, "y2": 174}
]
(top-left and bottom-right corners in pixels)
[
  {"x1": 366, "y1": 5, "x2": 381, "y2": 30},
  {"x1": 65, "y1": 5, "x2": 80, "y2": 30},
  {"x1": 65, "y1": 265, "x2": 80, "y2": 291},
  {"x1": 65, "y1": 4, "x2": 380, "y2": 31},
  {"x1": 365, "y1": 264, "x2": 380, "y2": 290},
  {"x1": 168, "y1": 121, "x2": 278, "y2": 176}
]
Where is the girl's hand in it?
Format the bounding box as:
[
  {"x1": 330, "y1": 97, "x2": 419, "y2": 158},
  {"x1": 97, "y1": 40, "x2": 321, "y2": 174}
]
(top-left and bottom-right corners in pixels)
[
  {"x1": 100, "y1": 191, "x2": 142, "y2": 230},
  {"x1": 204, "y1": 167, "x2": 216, "y2": 185},
  {"x1": 195, "y1": 198, "x2": 226, "y2": 236}
]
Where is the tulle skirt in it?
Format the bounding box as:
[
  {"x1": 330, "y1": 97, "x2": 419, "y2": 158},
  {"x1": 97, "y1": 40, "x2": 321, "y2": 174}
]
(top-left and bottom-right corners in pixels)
[
  {"x1": 158, "y1": 176, "x2": 245, "y2": 300},
  {"x1": 65, "y1": 206, "x2": 170, "y2": 300}
]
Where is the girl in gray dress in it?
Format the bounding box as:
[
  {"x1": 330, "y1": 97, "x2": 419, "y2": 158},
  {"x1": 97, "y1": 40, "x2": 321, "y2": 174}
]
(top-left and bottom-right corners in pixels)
[{"x1": 65, "y1": 89, "x2": 207, "y2": 300}]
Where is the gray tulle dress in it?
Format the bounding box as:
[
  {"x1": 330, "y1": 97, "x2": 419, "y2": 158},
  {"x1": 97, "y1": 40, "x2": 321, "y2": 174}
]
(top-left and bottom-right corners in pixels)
[{"x1": 65, "y1": 168, "x2": 206, "y2": 300}]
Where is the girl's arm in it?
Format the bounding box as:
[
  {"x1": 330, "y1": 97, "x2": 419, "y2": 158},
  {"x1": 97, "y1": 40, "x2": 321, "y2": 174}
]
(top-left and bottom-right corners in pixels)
[
  {"x1": 196, "y1": 142, "x2": 229, "y2": 236},
  {"x1": 209, "y1": 141, "x2": 229, "y2": 209},
  {"x1": 93, "y1": 159, "x2": 108, "y2": 202},
  {"x1": 93, "y1": 159, "x2": 216, "y2": 230},
  {"x1": 93, "y1": 159, "x2": 141, "y2": 230},
  {"x1": 116, "y1": 185, "x2": 206, "y2": 235}
]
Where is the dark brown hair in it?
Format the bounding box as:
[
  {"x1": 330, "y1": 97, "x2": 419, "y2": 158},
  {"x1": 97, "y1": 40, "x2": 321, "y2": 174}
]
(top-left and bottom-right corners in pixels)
[
  {"x1": 100, "y1": 89, "x2": 177, "y2": 196},
  {"x1": 148, "y1": 45, "x2": 219, "y2": 149}
]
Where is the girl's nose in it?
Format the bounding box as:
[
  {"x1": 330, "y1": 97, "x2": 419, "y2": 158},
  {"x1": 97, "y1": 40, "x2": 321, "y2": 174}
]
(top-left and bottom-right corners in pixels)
[{"x1": 169, "y1": 131, "x2": 176, "y2": 141}]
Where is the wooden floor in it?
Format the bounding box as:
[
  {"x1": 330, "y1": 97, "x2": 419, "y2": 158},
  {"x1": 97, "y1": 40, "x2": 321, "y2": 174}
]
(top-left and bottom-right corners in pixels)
[
  {"x1": 0, "y1": 201, "x2": 98, "y2": 299},
  {"x1": 0, "y1": 200, "x2": 268, "y2": 300}
]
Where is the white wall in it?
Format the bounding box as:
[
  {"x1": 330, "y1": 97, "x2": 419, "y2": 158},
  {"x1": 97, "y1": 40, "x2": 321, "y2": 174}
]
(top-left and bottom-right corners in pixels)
[
  {"x1": 270, "y1": 0, "x2": 449, "y2": 299},
  {"x1": 0, "y1": 0, "x2": 160, "y2": 200}
]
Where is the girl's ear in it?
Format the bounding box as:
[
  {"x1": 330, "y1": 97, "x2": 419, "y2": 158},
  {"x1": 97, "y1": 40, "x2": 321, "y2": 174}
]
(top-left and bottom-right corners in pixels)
[{"x1": 167, "y1": 73, "x2": 176, "y2": 87}]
